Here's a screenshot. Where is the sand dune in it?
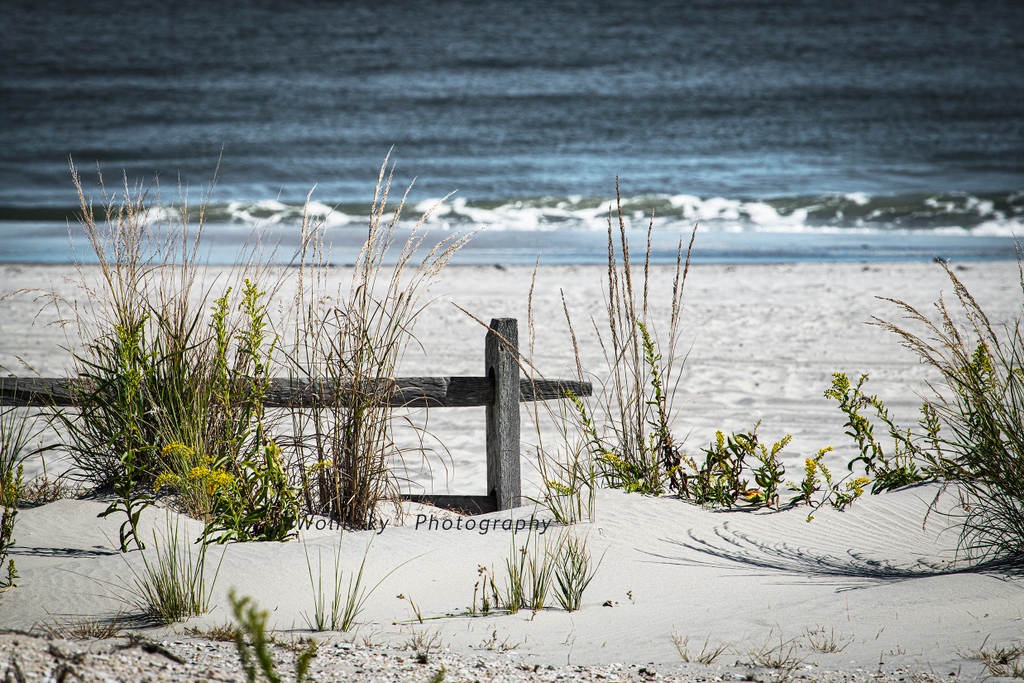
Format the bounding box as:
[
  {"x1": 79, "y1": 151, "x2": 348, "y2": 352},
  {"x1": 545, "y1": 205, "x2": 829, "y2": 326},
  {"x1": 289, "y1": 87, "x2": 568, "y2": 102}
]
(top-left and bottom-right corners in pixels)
[{"x1": 1, "y1": 260, "x2": 1021, "y2": 680}]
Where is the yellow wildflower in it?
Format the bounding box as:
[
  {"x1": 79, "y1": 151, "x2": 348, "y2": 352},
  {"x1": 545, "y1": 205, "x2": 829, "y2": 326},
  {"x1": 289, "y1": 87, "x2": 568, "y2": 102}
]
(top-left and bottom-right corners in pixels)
[
  {"x1": 153, "y1": 472, "x2": 178, "y2": 493},
  {"x1": 846, "y1": 477, "x2": 871, "y2": 498},
  {"x1": 546, "y1": 480, "x2": 574, "y2": 497},
  {"x1": 161, "y1": 442, "x2": 193, "y2": 460}
]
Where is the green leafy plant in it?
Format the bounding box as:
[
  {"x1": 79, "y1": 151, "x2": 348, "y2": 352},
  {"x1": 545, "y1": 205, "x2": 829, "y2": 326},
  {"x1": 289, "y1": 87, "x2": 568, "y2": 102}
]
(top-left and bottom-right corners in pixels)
[
  {"x1": 302, "y1": 533, "x2": 347, "y2": 632},
  {"x1": 0, "y1": 463, "x2": 21, "y2": 591},
  {"x1": 788, "y1": 446, "x2": 867, "y2": 521},
  {"x1": 230, "y1": 589, "x2": 318, "y2": 683},
  {"x1": 502, "y1": 525, "x2": 554, "y2": 614},
  {"x1": 204, "y1": 442, "x2": 301, "y2": 544},
  {"x1": 825, "y1": 372, "x2": 928, "y2": 493},
  {"x1": 680, "y1": 423, "x2": 793, "y2": 509},
  {"x1": 1, "y1": 405, "x2": 50, "y2": 589},
  {"x1": 532, "y1": 390, "x2": 597, "y2": 525}
]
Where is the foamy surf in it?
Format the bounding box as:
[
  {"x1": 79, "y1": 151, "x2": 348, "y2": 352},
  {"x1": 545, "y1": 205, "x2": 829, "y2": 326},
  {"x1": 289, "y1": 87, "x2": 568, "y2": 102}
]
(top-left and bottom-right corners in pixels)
[{"x1": 201, "y1": 190, "x2": 1024, "y2": 237}]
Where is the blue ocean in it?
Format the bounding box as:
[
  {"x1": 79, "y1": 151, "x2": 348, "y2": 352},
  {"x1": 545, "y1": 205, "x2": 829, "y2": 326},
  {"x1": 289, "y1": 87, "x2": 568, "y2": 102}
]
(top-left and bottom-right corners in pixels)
[{"x1": 1, "y1": 0, "x2": 1022, "y2": 264}]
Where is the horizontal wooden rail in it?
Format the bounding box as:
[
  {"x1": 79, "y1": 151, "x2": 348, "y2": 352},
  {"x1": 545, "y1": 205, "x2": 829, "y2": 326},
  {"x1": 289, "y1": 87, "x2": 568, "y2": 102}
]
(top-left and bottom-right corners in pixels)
[
  {"x1": 0, "y1": 376, "x2": 590, "y2": 408},
  {"x1": 0, "y1": 319, "x2": 589, "y2": 514}
]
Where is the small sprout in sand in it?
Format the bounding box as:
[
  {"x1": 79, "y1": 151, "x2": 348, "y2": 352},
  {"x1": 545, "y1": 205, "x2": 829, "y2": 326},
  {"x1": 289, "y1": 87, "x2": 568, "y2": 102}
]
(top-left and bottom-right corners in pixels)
[
  {"x1": 183, "y1": 622, "x2": 241, "y2": 642},
  {"x1": 478, "y1": 629, "x2": 520, "y2": 652},
  {"x1": 397, "y1": 594, "x2": 423, "y2": 624},
  {"x1": 404, "y1": 628, "x2": 442, "y2": 664},
  {"x1": 803, "y1": 625, "x2": 850, "y2": 654},
  {"x1": 746, "y1": 631, "x2": 806, "y2": 681},
  {"x1": 671, "y1": 629, "x2": 729, "y2": 664}
]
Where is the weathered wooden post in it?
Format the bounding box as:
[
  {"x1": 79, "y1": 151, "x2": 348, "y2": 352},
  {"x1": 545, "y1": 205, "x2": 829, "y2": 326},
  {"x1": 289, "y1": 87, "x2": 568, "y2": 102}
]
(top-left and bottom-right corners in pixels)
[{"x1": 485, "y1": 317, "x2": 521, "y2": 510}]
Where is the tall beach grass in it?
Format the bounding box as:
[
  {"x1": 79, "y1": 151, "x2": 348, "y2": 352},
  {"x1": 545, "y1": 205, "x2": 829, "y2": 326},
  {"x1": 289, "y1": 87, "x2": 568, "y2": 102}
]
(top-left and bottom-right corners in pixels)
[
  {"x1": 41, "y1": 155, "x2": 467, "y2": 545},
  {"x1": 287, "y1": 157, "x2": 470, "y2": 530},
  {"x1": 871, "y1": 256, "x2": 1024, "y2": 561}
]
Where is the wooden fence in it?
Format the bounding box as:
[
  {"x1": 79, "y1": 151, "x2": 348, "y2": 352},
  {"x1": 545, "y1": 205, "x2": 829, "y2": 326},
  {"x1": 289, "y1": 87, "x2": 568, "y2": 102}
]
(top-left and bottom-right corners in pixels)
[{"x1": 0, "y1": 318, "x2": 591, "y2": 515}]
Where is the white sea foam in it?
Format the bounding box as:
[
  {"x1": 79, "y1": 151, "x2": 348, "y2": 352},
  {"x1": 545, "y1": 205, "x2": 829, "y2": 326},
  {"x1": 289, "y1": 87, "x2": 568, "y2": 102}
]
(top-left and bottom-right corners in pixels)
[{"x1": 217, "y1": 191, "x2": 1023, "y2": 238}]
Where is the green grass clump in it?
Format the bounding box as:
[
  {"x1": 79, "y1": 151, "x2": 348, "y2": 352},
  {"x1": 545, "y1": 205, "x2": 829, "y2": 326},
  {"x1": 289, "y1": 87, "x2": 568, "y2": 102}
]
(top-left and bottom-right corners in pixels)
[
  {"x1": 471, "y1": 526, "x2": 599, "y2": 615},
  {"x1": 44, "y1": 155, "x2": 467, "y2": 544},
  {"x1": 302, "y1": 534, "x2": 403, "y2": 632},
  {"x1": 51, "y1": 161, "x2": 290, "y2": 550},
  {"x1": 120, "y1": 515, "x2": 222, "y2": 624},
  {"x1": 838, "y1": 258, "x2": 1024, "y2": 561},
  {"x1": 550, "y1": 531, "x2": 600, "y2": 612}
]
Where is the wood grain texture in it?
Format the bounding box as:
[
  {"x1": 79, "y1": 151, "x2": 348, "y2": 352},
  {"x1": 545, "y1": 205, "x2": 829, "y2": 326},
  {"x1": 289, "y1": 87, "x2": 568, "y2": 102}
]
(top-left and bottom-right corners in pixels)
[
  {"x1": 0, "y1": 376, "x2": 591, "y2": 407},
  {"x1": 485, "y1": 318, "x2": 521, "y2": 510}
]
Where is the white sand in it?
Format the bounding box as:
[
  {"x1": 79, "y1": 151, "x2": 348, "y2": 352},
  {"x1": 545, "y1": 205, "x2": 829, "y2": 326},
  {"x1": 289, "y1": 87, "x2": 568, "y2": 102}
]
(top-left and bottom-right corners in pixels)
[{"x1": 0, "y1": 260, "x2": 1021, "y2": 678}]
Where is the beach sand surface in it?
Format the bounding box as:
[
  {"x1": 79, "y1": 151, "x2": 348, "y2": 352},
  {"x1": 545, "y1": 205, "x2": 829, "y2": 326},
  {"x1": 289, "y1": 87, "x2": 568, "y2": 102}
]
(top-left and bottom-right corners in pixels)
[{"x1": 0, "y1": 260, "x2": 1021, "y2": 680}]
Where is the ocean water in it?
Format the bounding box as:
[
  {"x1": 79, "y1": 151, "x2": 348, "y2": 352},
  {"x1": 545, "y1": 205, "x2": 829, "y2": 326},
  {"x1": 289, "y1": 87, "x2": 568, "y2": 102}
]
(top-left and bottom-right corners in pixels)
[{"x1": 2, "y1": 0, "x2": 1023, "y2": 264}]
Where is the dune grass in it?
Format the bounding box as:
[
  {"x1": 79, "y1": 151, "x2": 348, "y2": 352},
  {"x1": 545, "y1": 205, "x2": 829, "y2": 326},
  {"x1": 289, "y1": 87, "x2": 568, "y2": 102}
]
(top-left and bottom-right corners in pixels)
[
  {"x1": 571, "y1": 182, "x2": 694, "y2": 496},
  {"x1": 284, "y1": 157, "x2": 470, "y2": 531},
  {"x1": 39, "y1": 155, "x2": 468, "y2": 545},
  {"x1": 868, "y1": 257, "x2": 1024, "y2": 562},
  {"x1": 118, "y1": 514, "x2": 223, "y2": 624},
  {"x1": 46, "y1": 160, "x2": 290, "y2": 549}
]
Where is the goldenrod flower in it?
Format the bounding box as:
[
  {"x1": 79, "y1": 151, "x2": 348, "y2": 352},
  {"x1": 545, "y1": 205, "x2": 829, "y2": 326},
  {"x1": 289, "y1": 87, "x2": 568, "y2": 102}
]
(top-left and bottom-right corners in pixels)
[
  {"x1": 153, "y1": 472, "x2": 178, "y2": 492},
  {"x1": 161, "y1": 442, "x2": 193, "y2": 460},
  {"x1": 546, "y1": 480, "x2": 574, "y2": 497}
]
